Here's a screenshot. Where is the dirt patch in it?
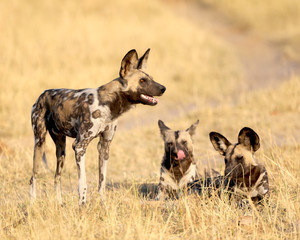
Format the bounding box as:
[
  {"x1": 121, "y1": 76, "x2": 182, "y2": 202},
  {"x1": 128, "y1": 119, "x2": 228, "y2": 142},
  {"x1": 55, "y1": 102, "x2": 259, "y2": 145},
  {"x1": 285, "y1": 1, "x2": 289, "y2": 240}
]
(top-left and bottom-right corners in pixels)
[{"x1": 164, "y1": 0, "x2": 300, "y2": 90}]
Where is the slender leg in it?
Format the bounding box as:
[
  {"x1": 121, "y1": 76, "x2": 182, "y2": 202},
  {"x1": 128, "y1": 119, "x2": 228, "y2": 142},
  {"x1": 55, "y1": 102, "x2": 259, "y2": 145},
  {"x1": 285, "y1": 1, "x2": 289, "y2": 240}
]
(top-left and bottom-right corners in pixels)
[
  {"x1": 53, "y1": 135, "x2": 66, "y2": 204},
  {"x1": 98, "y1": 122, "x2": 117, "y2": 200},
  {"x1": 156, "y1": 172, "x2": 169, "y2": 200},
  {"x1": 97, "y1": 139, "x2": 111, "y2": 199},
  {"x1": 73, "y1": 137, "x2": 92, "y2": 205},
  {"x1": 155, "y1": 184, "x2": 164, "y2": 201},
  {"x1": 30, "y1": 122, "x2": 47, "y2": 202}
]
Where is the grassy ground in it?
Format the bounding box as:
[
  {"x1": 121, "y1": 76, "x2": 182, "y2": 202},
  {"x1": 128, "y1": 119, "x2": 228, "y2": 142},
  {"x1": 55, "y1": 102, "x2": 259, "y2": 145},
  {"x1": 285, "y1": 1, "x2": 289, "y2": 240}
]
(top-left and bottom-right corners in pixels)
[{"x1": 0, "y1": 0, "x2": 299, "y2": 239}]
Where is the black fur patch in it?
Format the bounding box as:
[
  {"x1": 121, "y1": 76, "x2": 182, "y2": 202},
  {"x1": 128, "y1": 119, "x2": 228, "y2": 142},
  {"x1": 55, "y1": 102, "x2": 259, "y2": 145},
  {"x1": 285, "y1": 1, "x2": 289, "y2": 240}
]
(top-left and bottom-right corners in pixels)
[{"x1": 175, "y1": 131, "x2": 179, "y2": 140}]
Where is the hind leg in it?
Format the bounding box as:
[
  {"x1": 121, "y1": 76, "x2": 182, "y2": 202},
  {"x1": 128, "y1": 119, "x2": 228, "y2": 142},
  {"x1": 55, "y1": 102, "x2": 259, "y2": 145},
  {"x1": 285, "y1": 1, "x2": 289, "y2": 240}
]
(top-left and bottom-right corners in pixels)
[
  {"x1": 49, "y1": 132, "x2": 66, "y2": 204},
  {"x1": 30, "y1": 132, "x2": 47, "y2": 201},
  {"x1": 30, "y1": 104, "x2": 48, "y2": 202}
]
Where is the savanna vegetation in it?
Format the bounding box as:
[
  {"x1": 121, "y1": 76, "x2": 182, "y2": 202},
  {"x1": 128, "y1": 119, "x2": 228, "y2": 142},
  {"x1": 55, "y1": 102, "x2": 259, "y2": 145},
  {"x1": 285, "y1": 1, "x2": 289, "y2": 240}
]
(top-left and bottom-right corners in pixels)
[{"x1": 0, "y1": 0, "x2": 299, "y2": 239}]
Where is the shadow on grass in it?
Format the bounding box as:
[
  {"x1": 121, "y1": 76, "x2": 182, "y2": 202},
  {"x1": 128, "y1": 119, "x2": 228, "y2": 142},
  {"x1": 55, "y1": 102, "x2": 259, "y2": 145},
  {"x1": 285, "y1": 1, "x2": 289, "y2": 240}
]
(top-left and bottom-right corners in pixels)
[{"x1": 107, "y1": 182, "x2": 158, "y2": 200}]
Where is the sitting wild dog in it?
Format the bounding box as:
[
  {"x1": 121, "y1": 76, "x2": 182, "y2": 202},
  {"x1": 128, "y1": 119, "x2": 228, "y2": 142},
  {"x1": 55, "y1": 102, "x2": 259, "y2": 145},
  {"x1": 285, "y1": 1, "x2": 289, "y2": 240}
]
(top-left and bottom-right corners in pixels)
[
  {"x1": 209, "y1": 127, "x2": 269, "y2": 202},
  {"x1": 156, "y1": 120, "x2": 199, "y2": 200}
]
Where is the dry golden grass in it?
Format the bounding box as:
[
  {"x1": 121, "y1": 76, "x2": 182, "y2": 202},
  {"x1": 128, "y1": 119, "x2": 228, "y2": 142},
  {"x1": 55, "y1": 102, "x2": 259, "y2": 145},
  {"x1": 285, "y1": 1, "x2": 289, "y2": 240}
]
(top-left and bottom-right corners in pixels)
[{"x1": 0, "y1": 0, "x2": 300, "y2": 239}]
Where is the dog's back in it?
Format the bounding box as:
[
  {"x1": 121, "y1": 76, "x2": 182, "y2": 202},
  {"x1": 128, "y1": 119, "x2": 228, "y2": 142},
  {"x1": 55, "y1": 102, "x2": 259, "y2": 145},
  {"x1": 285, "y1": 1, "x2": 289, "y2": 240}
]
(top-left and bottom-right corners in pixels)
[{"x1": 31, "y1": 88, "x2": 104, "y2": 138}]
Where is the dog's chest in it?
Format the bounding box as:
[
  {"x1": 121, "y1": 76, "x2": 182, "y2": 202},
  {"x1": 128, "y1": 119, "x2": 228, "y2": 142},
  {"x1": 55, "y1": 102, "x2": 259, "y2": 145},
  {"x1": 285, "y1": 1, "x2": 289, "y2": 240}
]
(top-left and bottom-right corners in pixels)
[{"x1": 160, "y1": 164, "x2": 196, "y2": 190}]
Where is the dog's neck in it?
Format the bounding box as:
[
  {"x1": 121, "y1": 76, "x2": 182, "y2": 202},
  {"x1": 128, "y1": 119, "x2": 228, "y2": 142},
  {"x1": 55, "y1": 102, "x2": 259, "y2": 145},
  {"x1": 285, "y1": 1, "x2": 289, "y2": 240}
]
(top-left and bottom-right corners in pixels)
[{"x1": 97, "y1": 79, "x2": 135, "y2": 120}]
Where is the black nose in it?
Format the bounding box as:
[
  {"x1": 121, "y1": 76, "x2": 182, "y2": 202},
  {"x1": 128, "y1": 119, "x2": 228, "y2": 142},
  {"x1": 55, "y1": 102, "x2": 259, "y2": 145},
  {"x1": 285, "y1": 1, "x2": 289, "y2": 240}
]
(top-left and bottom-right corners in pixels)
[{"x1": 161, "y1": 86, "x2": 166, "y2": 94}]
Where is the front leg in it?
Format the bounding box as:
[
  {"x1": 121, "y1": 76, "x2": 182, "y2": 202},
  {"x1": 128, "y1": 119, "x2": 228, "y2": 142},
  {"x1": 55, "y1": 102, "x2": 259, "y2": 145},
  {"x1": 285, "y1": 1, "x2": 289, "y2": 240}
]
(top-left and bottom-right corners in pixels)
[
  {"x1": 73, "y1": 137, "x2": 92, "y2": 205},
  {"x1": 155, "y1": 170, "x2": 169, "y2": 201},
  {"x1": 155, "y1": 183, "x2": 167, "y2": 201},
  {"x1": 98, "y1": 122, "x2": 117, "y2": 200}
]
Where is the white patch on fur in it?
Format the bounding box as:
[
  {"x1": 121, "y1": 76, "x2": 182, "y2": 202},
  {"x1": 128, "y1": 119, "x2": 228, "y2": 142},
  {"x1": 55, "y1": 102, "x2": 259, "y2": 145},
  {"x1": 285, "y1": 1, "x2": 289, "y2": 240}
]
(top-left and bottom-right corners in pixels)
[
  {"x1": 160, "y1": 164, "x2": 196, "y2": 190},
  {"x1": 70, "y1": 117, "x2": 79, "y2": 127},
  {"x1": 257, "y1": 185, "x2": 268, "y2": 196},
  {"x1": 103, "y1": 121, "x2": 118, "y2": 140},
  {"x1": 234, "y1": 171, "x2": 268, "y2": 198},
  {"x1": 76, "y1": 88, "x2": 113, "y2": 140},
  {"x1": 250, "y1": 189, "x2": 258, "y2": 198},
  {"x1": 252, "y1": 171, "x2": 265, "y2": 189},
  {"x1": 252, "y1": 156, "x2": 259, "y2": 166},
  {"x1": 73, "y1": 88, "x2": 93, "y2": 98},
  {"x1": 250, "y1": 171, "x2": 268, "y2": 197},
  {"x1": 218, "y1": 140, "x2": 228, "y2": 152},
  {"x1": 83, "y1": 105, "x2": 112, "y2": 139}
]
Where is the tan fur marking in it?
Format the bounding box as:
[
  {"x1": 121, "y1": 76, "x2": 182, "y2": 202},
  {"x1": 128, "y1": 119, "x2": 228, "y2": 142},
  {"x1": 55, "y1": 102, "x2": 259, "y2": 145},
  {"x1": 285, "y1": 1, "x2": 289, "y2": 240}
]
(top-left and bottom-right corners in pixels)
[
  {"x1": 163, "y1": 130, "x2": 175, "y2": 142},
  {"x1": 178, "y1": 131, "x2": 193, "y2": 150},
  {"x1": 92, "y1": 110, "x2": 101, "y2": 119},
  {"x1": 229, "y1": 144, "x2": 257, "y2": 167}
]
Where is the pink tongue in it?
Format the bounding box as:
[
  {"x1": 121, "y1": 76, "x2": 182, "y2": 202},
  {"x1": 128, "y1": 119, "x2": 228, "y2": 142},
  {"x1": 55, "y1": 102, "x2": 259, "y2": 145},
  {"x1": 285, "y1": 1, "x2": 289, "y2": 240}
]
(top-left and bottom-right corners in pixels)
[{"x1": 177, "y1": 150, "x2": 185, "y2": 160}]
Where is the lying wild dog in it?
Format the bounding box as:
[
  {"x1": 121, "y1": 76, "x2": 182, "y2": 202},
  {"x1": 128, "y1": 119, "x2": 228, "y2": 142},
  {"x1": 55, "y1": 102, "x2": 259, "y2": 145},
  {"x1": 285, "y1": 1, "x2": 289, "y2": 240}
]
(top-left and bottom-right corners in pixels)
[
  {"x1": 156, "y1": 120, "x2": 199, "y2": 200},
  {"x1": 30, "y1": 49, "x2": 166, "y2": 205},
  {"x1": 188, "y1": 127, "x2": 269, "y2": 202},
  {"x1": 187, "y1": 174, "x2": 234, "y2": 198}
]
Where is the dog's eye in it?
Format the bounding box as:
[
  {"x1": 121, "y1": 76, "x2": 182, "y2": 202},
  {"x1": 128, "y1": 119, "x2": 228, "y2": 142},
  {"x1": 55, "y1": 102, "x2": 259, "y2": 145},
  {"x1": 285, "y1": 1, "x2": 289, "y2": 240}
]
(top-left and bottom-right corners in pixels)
[
  {"x1": 236, "y1": 155, "x2": 244, "y2": 162},
  {"x1": 181, "y1": 140, "x2": 187, "y2": 145},
  {"x1": 139, "y1": 78, "x2": 147, "y2": 84}
]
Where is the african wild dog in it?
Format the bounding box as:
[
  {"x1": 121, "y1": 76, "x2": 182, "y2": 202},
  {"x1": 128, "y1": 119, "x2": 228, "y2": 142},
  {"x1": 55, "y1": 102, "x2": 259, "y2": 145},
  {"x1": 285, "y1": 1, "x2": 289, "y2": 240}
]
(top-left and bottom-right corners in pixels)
[
  {"x1": 209, "y1": 127, "x2": 269, "y2": 202},
  {"x1": 156, "y1": 120, "x2": 199, "y2": 200},
  {"x1": 30, "y1": 49, "x2": 166, "y2": 205}
]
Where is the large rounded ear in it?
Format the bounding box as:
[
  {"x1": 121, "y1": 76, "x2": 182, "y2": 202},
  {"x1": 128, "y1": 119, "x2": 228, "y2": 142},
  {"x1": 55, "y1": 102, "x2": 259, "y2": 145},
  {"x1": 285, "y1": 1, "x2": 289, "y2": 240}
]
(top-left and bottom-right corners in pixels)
[
  {"x1": 137, "y1": 48, "x2": 150, "y2": 70},
  {"x1": 119, "y1": 49, "x2": 139, "y2": 78},
  {"x1": 186, "y1": 120, "x2": 199, "y2": 140},
  {"x1": 209, "y1": 132, "x2": 231, "y2": 156},
  {"x1": 238, "y1": 127, "x2": 260, "y2": 152},
  {"x1": 158, "y1": 120, "x2": 170, "y2": 138}
]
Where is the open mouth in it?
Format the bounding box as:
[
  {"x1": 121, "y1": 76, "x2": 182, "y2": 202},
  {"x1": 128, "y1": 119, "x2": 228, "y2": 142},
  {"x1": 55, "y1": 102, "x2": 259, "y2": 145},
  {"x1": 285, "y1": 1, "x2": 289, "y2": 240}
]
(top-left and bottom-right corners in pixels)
[{"x1": 140, "y1": 94, "x2": 159, "y2": 105}]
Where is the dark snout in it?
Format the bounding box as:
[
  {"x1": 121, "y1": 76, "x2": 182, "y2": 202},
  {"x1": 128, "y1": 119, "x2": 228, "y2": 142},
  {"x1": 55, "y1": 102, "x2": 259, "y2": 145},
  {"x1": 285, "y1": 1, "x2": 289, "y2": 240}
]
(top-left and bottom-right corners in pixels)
[
  {"x1": 153, "y1": 81, "x2": 166, "y2": 96},
  {"x1": 160, "y1": 84, "x2": 166, "y2": 95},
  {"x1": 139, "y1": 79, "x2": 166, "y2": 106}
]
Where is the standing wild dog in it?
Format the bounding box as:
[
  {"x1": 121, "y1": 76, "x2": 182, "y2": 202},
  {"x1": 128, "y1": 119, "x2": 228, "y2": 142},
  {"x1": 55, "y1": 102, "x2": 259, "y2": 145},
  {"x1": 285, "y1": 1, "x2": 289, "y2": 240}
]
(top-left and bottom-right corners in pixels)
[
  {"x1": 209, "y1": 127, "x2": 269, "y2": 202},
  {"x1": 30, "y1": 49, "x2": 166, "y2": 205},
  {"x1": 156, "y1": 120, "x2": 199, "y2": 200}
]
